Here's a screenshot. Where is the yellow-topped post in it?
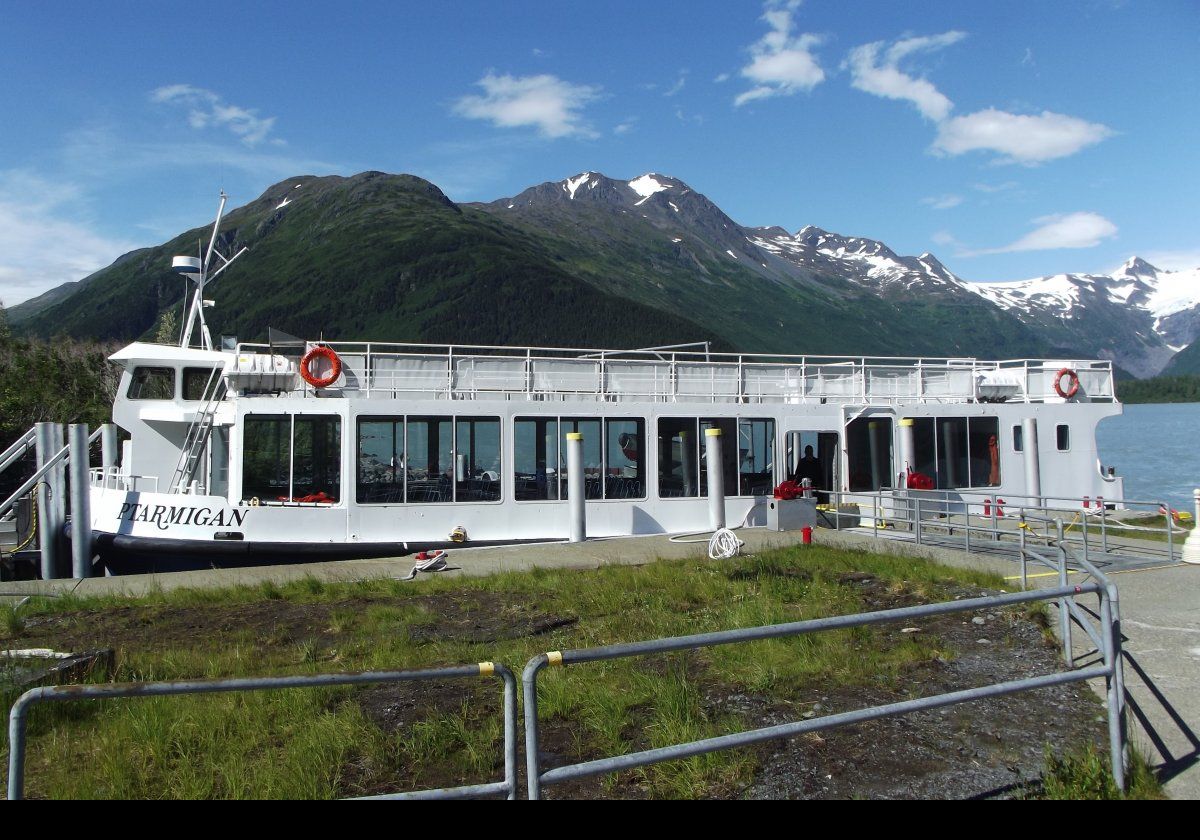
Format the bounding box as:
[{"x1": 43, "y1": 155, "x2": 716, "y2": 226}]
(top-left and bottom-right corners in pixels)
[
  {"x1": 566, "y1": 432, "x2": 586, "y2": 542},
  {"x1": 705, "y1": 427, "x2": 726, "y2": 530}
]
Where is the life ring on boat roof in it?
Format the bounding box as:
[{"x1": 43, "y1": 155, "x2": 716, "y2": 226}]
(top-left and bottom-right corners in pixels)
[
  {"x1": 1053, "y1": 367, "x2": 1080, "y2": 400},
  {"x1": 300, "y1": 345, "x2": 342, "y2": 389}
]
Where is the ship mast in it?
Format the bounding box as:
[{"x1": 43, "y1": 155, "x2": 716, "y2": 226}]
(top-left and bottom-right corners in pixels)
[{"x1": 172, "y1": 191, "x2": 248, "y2": 350}]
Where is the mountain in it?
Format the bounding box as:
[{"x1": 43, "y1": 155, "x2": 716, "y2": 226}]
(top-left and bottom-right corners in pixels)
[
  {"x1": 10, "y1": 168, "x2": 1198, "y2": 376},
  {"x1": 968, "y1": 259, "x2": 1200, "y2": 378},
  {"x1": 10, "y1": 172, "x2": 724, "y2": 351},
  {"x1": 472, "y1": 172, "x2": 1048, "y2": 358}
]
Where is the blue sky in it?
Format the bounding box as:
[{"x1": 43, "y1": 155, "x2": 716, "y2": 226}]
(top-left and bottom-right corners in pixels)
[{"x1": 1, "y1": 0, "x2": 1197, "y2": 305}]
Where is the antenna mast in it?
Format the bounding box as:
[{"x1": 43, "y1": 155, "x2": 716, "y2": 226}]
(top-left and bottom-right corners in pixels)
[{"x1": 172, "y1": 191, "x2": 248, "y2": 349}]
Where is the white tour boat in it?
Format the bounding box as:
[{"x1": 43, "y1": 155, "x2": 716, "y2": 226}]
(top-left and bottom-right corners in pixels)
[{"x1": 88, "y1": 196, "x2": 1125, "y2": 574}]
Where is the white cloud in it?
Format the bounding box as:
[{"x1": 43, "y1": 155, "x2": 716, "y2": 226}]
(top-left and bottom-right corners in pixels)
[
  {"x1": 454, "y1": 73, "x2": 601, "y2": 139},
  {"x1": 1139, "y1": 249, "x2": 1200, "y2": 272},
  {"x1": 61, "y1": 125, "x2": 341, "y2": 182},
  {"x1": 734, "y1": 2, "x2": 825, "y2": 106},
  {"x1": 931, "y1": 230, "x2": 960, "y2": 248},
  {"x1": 921, "y1": 194, "x2": 963, "y2": 210},
  {"x1": 973, "y1": 212, "x2": 1118, "y2": 255},
  {"x1": 846, "y1": 31, "x2": 965, "y2": 121},
  {"x1": 933, "y1": 108, "x2": 1113, "y2": 165},
  {"x1": 972, "y1": 181, "x2": 1019, "y2": 194},
  {"x1": 843, "y1": 33, "x2": 1110, "y2": 165},
  {"x1": 151, "y1": 85, "x2": 279, "y2": 146},
  {"x1": 664, "y1": 72, "x2": 688, "y2": 97},
  {"x1": 0, "y1": 171, "x2": 137, "y2": 305}
]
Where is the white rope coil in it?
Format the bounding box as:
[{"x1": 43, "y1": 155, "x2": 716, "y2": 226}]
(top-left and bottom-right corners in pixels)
[{"x1": 707, "y1": 528, "x2": 744, "y2": 560}]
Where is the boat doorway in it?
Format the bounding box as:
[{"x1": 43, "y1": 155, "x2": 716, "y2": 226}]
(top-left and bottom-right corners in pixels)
[{"x1": 785, "y1": 430, "x2": 839, "y2": 501}]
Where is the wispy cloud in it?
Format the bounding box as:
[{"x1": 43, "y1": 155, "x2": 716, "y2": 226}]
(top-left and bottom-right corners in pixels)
[
  {"x1": 151, "y1": 85, "x2": 280, "y2": 146},
  {"x1": 846, "y1": 31, "x2": 965, "y2": 121},
  {"x1": 921, "y1": 194, "x2": 963, "y2": 210},
  {"x1": 845, "y1": 32, "x2": 1112, "y2": 165},
  {"x1": 61, "y1": 125, "x2": 342, "y2": 182},
  {"x1": 973, "y1": 181, "x2": 1020, "y2": 194},
  {"x1": 1139, "y1": 249, "x2": 1200, "y2": 272},
  {"x1": 967, "y1": 212, "x2": 1118, "y2": 255},
  {"x1": 453, "y1": 73, "x2": 601, "y2": 139},
  {"x1": 735, "y1": 1, "x2": 825, "y2": 107},
  {"x1": 0, "y1": 170, "x2": 137, "y2": 305},
  {"x1": 933, "y1": 108, "x2": 1113, "y2": 165}
]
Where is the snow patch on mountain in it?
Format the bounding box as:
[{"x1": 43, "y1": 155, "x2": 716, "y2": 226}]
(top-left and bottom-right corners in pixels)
[
  {"x1": 628, "y1": 173, "x2": 670, "y2": 205},
  {"x1": 563, "y1": 173, "x2": 594, "y2": 200}
]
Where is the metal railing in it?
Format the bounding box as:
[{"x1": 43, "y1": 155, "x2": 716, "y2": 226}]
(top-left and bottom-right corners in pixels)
[
  {"x1": 236, "y1": 339, "x2": 1116, "y2": 406},
  {"x1": 0, "y1": 427, "x2": 103, "y2": 523},
  {"x1": 7, "y1": 662, "x2": 519, "y2": 801},
  {"x1": 521, "y1": 576, "x2": 1127, "y2": 798},
  {"x1": 837, "y1": 488, "x2": 1187, "y2": 565},
  {"x1": 1017, "y1": 518, "x2": 1127, "y2": 790}
]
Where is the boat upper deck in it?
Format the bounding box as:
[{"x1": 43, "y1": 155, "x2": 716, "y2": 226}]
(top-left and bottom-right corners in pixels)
[{"x1": 231, "y1": 340, "x2": 1117, "y2": 406}]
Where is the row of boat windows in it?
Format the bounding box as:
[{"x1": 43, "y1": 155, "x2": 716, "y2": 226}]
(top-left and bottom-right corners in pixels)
[
  {"x1": 128, "y1": 367, "x2": 220, "y2": 402},
  {"x1": 240, "y1": 414, "x2": 776, "y2": 505},
  {"x1": 845, "y1": 416, "x2": 1010, "y2": 490},
  {"x1": 237, "y1": 413, "x2": 1073, "y2": 502}
]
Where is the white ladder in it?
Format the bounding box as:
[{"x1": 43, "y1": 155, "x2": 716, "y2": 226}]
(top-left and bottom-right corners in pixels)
[{"x1": 169, "y1": 371, "x2": 226, "y2": 494}]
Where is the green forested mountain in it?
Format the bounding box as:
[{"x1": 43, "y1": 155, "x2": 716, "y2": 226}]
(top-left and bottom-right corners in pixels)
[{"x1": 12, "y1": 173, "x2": 720, "y2": 350}]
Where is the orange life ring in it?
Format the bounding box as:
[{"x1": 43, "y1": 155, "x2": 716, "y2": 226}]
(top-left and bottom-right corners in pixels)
[
  {"x1": 300, "y1": 345, "x2": 342, "y2": 388},
  {"x1": 1054, "y1": 367, "x2": 1080, "y2": 399}
]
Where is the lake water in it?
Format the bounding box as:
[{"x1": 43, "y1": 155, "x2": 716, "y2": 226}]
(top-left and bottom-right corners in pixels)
[{"x1": 1096, "y1": 402, "x2": 1200, "y2": 512}]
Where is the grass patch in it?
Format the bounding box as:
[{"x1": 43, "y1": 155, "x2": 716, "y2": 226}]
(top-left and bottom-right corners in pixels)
[
  {"x1": 2, "y1": 544, "x2": 1106, "y2": 799},
  {"x1": 1038, "y1": 745, "x2": 1164, "y2": 800}
]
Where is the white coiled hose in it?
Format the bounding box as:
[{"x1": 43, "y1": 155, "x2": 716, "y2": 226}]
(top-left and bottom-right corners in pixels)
[{"x1": 707, "y1": 528, "x2": 744, "y2": 560}]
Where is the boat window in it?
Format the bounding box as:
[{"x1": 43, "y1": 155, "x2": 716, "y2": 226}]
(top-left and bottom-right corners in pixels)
[
  {"x1": 242, "y1": 415, "x2": 341, "y2": 504},
  {"x1": 183, "y1": 367, "x2": 222, "y2": 402},
  {"x1": 560, "y1": 418, "x2": 603, "y2": 500},
  {"x1": 357, "y1": 416, "x2": 502, "y2": 504},
  {"x1": 406, "y1": 417, "x2": 454, "y2": 503},
  {"x1": 515, "y1": 418, "x2": 560, "y2": 501},
  {"x1": 658, "y1": 418, "x2": 699, "y2": 497},
  {"x1": 456, "y1": 417, "x2": 501, "y2": 501},
  {"x1": 357, "y1": 419, "x2": 404, "y2": 503},
  {"x1": 658, "y1": 418, "x2": 761, "y2": 498},
  {"x1": 1057, "y1": 424, "x2": 1070, "y2": 451},
  {"x1": 128, "y1": 367, "x2": 175, "y2": 400},
  {"x1": 909, "y1": 417, "x2": 1000, "y2": 489},
  {"x1": 846, "y1": 417, "x2": 894, "y2": 491},
  {"x1": 737, "y1": 418, "x2": 775, "y2": 496},
  {"x1": 291, "y1": 416, "x2": 341, "y2": 502},
  {"x1": 605, "y1": 418, "x2": 645, "y2": 499},
  {"x1": 1013, "y1": 425, "x2": 1023, "y2": 452},
  {"x1": 242, "y1": 416, "x2": 290, "y2": 501},
  {"x1": 967, "y1": 418, "x2": 1001, "y2": 487}
]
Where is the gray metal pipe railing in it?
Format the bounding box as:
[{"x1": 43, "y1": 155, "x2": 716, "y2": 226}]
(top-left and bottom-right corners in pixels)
[
  {"x1": 8, "y1": 661, "x2": 518, "y2": 801},
  {"x1": 523, "y1": 580, "x2": 1124, "y2": 798},
  {"x1": 0, "y1": 425, "x2": 107, "y2": 522},
  {"x1": 0, "y1": 427, "x2": 37, "y2": 477}
]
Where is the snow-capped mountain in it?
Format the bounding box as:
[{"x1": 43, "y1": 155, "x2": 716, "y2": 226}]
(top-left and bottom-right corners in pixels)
[
  {"x1": 748, "y1": 225, "x2": 972, "y2": 297},
  {"x1": 483, "y1": 171, "x2": 1200, "y2": 375},
  {"x1": 968, "y1": 259, "x2": 1200, "y2": 376}
]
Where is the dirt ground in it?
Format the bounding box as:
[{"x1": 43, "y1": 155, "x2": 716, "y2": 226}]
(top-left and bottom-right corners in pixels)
[{"x1": 7, "y1": 577, "x2": 1108, "y2": 800}]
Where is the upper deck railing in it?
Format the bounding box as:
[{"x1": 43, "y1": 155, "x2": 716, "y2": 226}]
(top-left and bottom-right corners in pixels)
[{"x1": 233, "y1": 340, "x2": 1117, "y2": 406}]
